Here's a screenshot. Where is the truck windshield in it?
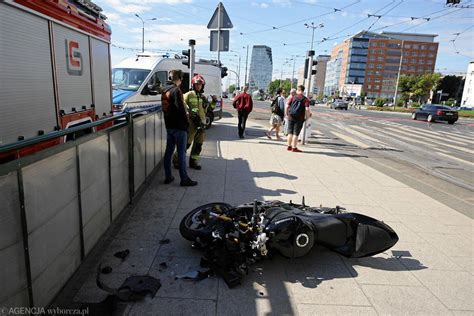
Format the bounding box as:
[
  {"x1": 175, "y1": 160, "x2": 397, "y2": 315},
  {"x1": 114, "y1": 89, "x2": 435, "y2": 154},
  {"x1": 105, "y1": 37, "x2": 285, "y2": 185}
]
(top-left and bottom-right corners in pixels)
[{"x1": 112, "y1": 68, "x2": 150, "y2": 91}]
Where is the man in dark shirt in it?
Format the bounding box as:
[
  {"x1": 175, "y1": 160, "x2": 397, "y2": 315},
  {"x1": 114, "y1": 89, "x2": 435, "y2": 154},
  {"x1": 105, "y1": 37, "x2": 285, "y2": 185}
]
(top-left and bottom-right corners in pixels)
[
  {"x1": 286, "y1": 85, "x2": 310, "y2": 152},
  {"x1": 232, "y1": 86, "x2": 253, "y2": 138},
  {"x1": 162, "y1": 70, "x2": 197, "y2": 186}
]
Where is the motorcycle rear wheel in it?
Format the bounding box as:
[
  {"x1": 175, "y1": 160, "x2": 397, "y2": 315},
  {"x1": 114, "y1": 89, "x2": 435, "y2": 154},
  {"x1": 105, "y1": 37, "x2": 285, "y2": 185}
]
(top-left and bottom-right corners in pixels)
[{"x1": 179, "y1": 202, "x2": 233, "y2": 241}]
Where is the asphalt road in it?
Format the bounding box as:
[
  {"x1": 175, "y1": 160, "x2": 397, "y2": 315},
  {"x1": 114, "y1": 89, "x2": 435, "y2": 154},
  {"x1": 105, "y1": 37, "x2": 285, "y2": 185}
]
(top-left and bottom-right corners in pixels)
[{"x1": 241, "y1": 100, "x2": 473, "y2": 218}]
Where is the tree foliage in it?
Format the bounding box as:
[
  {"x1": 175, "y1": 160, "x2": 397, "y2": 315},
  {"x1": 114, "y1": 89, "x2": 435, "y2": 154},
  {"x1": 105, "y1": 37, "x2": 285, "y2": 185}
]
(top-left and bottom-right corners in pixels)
[
  {"x1": 228, "y1": 84, "x2": 236, "y2": 93},
  {"x1": 435, "y1": 75, "x2": 464, "y2": 103},
  {"x1": 398, "y1": 73, "x2": 441, "y2": 103},
  {"x1": 268, "y1": 79, "x2": 293, "y2": 95}
]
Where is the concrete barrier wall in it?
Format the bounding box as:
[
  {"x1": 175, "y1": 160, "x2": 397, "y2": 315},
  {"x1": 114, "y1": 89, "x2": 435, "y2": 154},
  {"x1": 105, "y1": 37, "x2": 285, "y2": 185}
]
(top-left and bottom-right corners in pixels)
[{"x1": 0, "y1": 111, "x2": 165, "y2": 307}]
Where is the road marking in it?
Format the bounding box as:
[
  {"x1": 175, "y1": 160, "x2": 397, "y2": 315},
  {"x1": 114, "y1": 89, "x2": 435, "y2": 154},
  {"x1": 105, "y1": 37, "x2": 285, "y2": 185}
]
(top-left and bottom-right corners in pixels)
[
  {"x1": 385, "y1": 127, "x2": 474, "y2": 154},
  {"x1": 395, "y1": 125, "x2": 471, "y2": 146},
  {"x1": 346, "y1": 125, "x2": 391, "y2": 147},
  {"x1": 330, "y1": 131, "x2": 370, "y2": 149},
  {"x1": 435, "y1": 151, "x2": 474, "y2": 166}
]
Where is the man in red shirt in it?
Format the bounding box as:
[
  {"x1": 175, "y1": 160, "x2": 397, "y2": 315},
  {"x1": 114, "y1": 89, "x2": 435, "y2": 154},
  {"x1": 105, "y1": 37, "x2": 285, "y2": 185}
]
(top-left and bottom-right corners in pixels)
[
  {"x1": 232, "y1": 86, "x2": 253, "y2": 139},
  {"x1": 285, "y1": 85, "x2": 310, "y2": 152}
]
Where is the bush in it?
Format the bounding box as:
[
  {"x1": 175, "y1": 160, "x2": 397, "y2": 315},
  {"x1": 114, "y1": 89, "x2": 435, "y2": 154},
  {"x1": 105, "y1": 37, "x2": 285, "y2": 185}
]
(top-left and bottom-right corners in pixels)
[
  {"x1": 374, "y1": 98, "x2": 385, "y2": 107},
  {"x1": 411, "y1": 102, "x2": 421, "y2": 108}
]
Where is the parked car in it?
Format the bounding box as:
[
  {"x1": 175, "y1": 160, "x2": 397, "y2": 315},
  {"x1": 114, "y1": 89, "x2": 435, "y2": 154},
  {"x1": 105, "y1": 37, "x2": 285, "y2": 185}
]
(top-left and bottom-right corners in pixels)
[
  {"x1": 411, "y1": 104, "x2": 458, "y2": 124},
  {"x1": 330, "y1": 100, "x2": 348, "y2": 110}
]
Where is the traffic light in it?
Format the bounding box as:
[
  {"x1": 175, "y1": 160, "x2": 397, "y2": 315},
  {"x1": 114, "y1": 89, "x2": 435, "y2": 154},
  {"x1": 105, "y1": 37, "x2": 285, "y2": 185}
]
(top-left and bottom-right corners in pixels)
[
  {"x1": 311, "y1": 60, "x2": 318, "y2": 75},
  {"x1": 182, "y1": 49, "x2": 190, "y2": 68},
  {"x1": 221, "y1": 66, "x2": 228, "y2": 78}
]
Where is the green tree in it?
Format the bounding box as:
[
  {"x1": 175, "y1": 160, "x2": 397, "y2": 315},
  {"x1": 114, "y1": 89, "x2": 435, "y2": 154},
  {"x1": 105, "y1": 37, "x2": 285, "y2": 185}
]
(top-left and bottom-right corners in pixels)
[
  {"x1": 398, "y1": 73, "x2": 441, "y2": 104},
  {"x1": 229, "y1": 84, "x2": 236, "y2": 93},
  {"x1": 268, "y1": 79, "x2": 292, "y2": 96},
  {"x1": 435, "y1": 75, "x2": 464, "y2": 103}
]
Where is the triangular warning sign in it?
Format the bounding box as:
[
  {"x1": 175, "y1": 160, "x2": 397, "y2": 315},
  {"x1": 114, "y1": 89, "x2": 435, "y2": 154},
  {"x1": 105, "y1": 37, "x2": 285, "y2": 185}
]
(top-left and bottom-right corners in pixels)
[{"x1": 207, "y1": 2, "x2": 233, "y2": 29}]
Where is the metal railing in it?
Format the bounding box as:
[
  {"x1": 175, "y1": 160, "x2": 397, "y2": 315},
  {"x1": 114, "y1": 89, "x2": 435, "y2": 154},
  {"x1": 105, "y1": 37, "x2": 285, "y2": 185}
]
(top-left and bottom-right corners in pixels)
[{"x1": 0, "y1": 108, "x2": 165, "y2": 307}]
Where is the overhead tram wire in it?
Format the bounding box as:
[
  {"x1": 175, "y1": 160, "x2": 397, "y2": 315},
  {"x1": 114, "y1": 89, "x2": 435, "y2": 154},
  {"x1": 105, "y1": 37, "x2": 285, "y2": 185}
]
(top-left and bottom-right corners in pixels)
[
  {"x1": 399, "y1": 6, "x2": 467, "y2": 32},
  {"x1": 366, "y1": 0, "x2": 404, "y2": 32}
]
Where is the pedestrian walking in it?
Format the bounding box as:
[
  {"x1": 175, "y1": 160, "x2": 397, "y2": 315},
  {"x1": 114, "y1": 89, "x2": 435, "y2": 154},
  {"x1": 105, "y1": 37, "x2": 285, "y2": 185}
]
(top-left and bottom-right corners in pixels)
[
  {"x1": 286, "y1": 85, "x2": 310, "y2": 152},
  {"x1": 232, "y1": 86, "x2": 253, "y2": 139},
  {"x1": 266, "y1": 89, "x2": 286, "y2": 140},
  {"x1": 283, "y1": 88, "x2": 296, "y2": 136},
  {"x1": 173, "y1": 74, "x2": 210, "y2": 170},
  {"x1": 162, "y1": 69, "x2": 197, "y2": 186}
]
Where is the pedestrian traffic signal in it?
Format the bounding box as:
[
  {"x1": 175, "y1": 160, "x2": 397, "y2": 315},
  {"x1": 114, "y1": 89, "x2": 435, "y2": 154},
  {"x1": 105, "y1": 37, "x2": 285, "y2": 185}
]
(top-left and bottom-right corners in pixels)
[
  {"x1": 182, "y1": 49, "x2": 190, "y2": 68},
  {"x1": 221, "y1": 66, "x2": 228, "y2": 78},
  {"x1": 311, "y1": 60, "x2": 318, "y2": 75},
  {"x1": 303, "y1": 58, "x2": 310, "y2": 78}
]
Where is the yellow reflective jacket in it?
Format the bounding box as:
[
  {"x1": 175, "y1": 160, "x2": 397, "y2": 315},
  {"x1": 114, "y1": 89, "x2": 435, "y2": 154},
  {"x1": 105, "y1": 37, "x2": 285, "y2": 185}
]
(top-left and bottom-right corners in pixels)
[{"x1": 184, "y1": 90, "x2": 206, "y2": 123}]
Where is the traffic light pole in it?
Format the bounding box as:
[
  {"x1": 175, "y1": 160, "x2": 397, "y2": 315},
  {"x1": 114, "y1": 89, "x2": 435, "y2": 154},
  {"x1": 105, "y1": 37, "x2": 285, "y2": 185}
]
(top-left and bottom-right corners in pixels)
[
  {"x1": 305, "y1": 50, "x2": 315, "y2": 98},
  {"x1": 189, "y1": 39, "x2": 196, "y2": 90}
]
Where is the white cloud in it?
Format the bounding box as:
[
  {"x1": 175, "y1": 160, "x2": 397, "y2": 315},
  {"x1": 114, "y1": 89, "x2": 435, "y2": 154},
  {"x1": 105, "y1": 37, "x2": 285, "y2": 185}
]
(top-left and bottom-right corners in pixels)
[
  {"x1": 143, "y1": 23, "x2": 210, "y2": 48},
  {"x1": 261, "y1": 3, "x2": 269, "y2": 8},
  {"x1": 272, "y1": 0, "x2": 292, "y2": 7},
  {"x1": 114, "y1": 4, "x2": 150, "y2": 14},
  {"x1": 127, "y1": 0, "x2": 192, "y2": 3}
]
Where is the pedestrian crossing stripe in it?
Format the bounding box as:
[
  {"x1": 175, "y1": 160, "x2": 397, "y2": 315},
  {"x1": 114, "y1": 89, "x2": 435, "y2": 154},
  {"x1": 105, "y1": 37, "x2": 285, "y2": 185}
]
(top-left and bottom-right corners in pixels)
[{"x1": 435, "y1": 151, "x2": 474, "y2": 166}]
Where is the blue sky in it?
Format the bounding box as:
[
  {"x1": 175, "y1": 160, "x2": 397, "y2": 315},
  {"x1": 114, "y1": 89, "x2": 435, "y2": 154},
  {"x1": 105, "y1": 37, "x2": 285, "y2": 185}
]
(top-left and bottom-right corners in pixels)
[{"x1": 99, "y1": 0, "x2": 474, "y2": 88}]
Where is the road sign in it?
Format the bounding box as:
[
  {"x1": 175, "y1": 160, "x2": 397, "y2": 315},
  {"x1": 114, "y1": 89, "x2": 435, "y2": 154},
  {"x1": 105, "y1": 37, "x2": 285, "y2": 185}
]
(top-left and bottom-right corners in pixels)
[
  {"x1": 207, "y1": 2, "x2": 233, "y2": 29},
  {"x1": 210, "y1": 30, "x2": 229, "y2": 51}
]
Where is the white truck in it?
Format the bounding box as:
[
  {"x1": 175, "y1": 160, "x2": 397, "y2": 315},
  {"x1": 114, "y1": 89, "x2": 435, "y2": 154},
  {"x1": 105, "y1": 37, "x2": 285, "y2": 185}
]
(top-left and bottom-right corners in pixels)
[
  {"x1": 0, "y1": 0, "x2": 113, "y2": 162},
  {"x1": 112, "y1": 54, "x2": 224, "y2": 127}
]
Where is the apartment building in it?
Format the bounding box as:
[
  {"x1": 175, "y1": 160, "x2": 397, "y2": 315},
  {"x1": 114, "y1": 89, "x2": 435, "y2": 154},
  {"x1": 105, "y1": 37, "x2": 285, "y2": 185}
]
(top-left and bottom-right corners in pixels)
[{"x1": 248, "y1": 45, "x2": 273, "y2": 92}]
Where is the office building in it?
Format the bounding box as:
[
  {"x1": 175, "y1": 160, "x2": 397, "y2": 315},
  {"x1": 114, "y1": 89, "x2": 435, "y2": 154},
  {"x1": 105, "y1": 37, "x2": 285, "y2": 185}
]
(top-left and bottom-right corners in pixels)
[
  {"x1": 248, "y1": 45, "x2": 273, "y2": 92},
  {"x1": 324, "y1": 31, "x2": 439, "y2": 99},
  {"x1": 460, "y1": 61, "x2": 474, "y2": 108}
]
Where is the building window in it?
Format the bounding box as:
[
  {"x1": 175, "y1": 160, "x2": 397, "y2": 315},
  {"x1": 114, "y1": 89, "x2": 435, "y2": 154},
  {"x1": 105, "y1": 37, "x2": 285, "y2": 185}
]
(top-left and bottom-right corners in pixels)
[
  {"x1": 374, "y1": 78, "x2": 381, "y2": 83},
  {"x1": 404, "y1": 44, "x2": 411, "y2": 49},
  {"x1": 369, "y1": 63, "x2": 375, "y2": 68},
  {"x1": 411, "y1": 59, "x2": 417, "y2": 64},
  {"x1": 420, "y1": 45, "x2": 427, "y2": 50},
  {"x1": 375, "y1": 85, "x2": 380, "y2": 89},
  {"x1": 428, "y1": 53, "x2": 434, "y2": 57},
  {"x1": 420, "y1": 52, "x2": 426, "y2": 57},
  {"x1": 375, "y1": 71, "x2": 381, "y2": 75},
  {"x1": 367, "y1": 84, "x2": 372, "y2": 89},
  {"x1": 367, "y1": 70, "x2": 374, "y2": 75},
  {"x1": 412, "y1": 51, "x2": 418, "y2": 57},
  {"x1": 412, "y1": 44, "x2": 419, "y2": 49},
  {"x1": 379, "y1": 50, "x2": 385, "y2": 54},
  {"x1": 377, "y1": 56, "x2": 384, "y2": 61},
  {"x1": 429, "y1": 45, "x2": 436, "y2": 50},
  {"x1": 376, "y1": 64, "x2": 383, "y2": 69},
  {"x1": 379, "y1": 42, "x2": 385, "y2": 47},
  {"x1": 410, "y1": 66, "x2": 416, "y2": 71},
  {"x1": 369, "y1": 56, "x2": 376, "y2": 61},
  {"x1": 427, "y1": 59, "x2": 433, "y2": 65}
]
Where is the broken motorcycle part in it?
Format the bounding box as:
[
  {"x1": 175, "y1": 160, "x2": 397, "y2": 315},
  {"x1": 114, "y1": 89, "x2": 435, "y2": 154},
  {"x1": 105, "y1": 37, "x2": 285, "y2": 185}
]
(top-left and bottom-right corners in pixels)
[{"x1": 96, "y1": 264, "x2": 161, "y2": 301}]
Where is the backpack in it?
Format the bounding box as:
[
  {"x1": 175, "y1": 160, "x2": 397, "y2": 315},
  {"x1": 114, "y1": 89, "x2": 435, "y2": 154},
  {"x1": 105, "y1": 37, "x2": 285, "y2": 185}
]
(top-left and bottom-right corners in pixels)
[
  {"x1": 161, "y1": 86, "x2": 176, "y2": 113},
  {"x1": 271, "y1": 96, "x2": 283, "y2": 116},
  {"x1": 289, "y1": 96, "x2": 307, "y2": 121}
]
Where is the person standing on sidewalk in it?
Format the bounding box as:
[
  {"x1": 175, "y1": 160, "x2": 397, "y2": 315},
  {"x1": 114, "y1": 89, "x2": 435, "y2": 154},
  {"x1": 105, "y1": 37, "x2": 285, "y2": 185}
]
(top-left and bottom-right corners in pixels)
[
  {"x1": 283, "y1": 88, "x2": 296, "y2": 136},
  {"x1": 232, "y1": 86, "x2": 253, "y2": 139},
  {"x1": 286, "y1": 85, "x2": 310, "y2": 152},
  {"x1": 162, "y1": 70, "x2": 197, "y2": 187},
  {"x1": 266, "y1": 89, "x2": 286, "y2": 140},
  {"x1": 173, "y1": 74, "x2": 209, "y2": 170}
]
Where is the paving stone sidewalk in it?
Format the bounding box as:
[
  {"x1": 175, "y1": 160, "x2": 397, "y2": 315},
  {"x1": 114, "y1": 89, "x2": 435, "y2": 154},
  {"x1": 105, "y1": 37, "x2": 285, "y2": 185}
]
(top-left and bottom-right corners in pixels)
[{"x1": 55, "y1": 113, "x2": 473, "y2": 315}]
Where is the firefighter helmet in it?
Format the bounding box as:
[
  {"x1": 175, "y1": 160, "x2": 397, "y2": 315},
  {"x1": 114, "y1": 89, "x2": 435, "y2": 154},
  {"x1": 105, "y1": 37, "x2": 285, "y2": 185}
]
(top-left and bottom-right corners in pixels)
[{"x1": 191, "y1": 74, "x2": 206, "y2": 86}]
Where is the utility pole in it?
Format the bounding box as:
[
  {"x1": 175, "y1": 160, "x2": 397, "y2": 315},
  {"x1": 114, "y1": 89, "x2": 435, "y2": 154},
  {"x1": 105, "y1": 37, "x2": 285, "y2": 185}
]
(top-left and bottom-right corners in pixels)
[
  {"x1": 291, "y1": 58, "x2": 296, "y2": 90},
  {"x1": 135, "y1": 14, "x2": 156, "y2": 53},
  {"x1": 244, "y1": 45, "x2": 249, "y2": 88},
  {"x1": 393, "y1": 40, "x2": 404, "y2": 110}
]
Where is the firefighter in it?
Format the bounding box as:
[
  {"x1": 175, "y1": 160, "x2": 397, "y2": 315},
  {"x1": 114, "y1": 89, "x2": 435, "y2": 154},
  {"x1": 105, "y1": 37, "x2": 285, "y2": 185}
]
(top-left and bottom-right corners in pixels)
[{"x1": 173, "y1": 74, "x2": 209, "y2": 170}]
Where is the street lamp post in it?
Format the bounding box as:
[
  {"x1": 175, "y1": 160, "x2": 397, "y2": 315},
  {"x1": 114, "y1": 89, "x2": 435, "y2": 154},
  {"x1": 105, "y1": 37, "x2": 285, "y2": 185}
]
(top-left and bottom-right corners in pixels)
[
  {"x1": 230, "y1": 50, "x2": 241, "y2": 89},
  {"x1": 303, "y1": 22, "x2": 324, "y2": 88},
  {"x1": 135, "y1": 14, "x2": 157, "y2": 53},
  {"x1": 243, "y1": 45, "x2": 249, "y2": 88},
  {"x1": 393, "y1": 40, "x2": 404, "y2": 110}
]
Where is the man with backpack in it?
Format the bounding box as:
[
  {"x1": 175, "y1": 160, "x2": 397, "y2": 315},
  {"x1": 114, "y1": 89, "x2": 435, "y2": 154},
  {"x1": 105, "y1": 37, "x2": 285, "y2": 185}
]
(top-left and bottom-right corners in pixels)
[
  {"x1": 162, "y1": 70, "x2": 197, "y2": 187},
  {"x1": 286, "y1": 85, "x2": 310, "y2": 152},
  {"x1": 232, "y1": 86, "x2": 253, "y2": 139},
  {"x1": 266, "y1": 88, "x2": 286, "y2": 140}
]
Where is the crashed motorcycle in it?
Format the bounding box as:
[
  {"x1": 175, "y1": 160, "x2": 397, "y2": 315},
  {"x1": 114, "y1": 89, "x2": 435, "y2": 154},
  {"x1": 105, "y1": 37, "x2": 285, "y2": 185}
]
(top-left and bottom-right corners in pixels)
[{"x1": 180, "y1": 199, "x2": 398, "y2": 288}]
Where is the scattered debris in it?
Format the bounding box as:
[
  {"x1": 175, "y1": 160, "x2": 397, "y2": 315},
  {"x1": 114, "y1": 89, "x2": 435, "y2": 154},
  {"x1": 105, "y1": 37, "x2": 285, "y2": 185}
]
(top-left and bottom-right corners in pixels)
[
  {"x1": 259, "y1": 292, "x2": 265, "y2": 296},
  {"x1": 159, "y1": 262, "x2": 168, "y2": 271},
  {"x1": 175, "y1": 270, "x2": 212, "y2": 281},
  {"x1": 114, "y1": 249, "x2": 130, "y2": 261},
  {"x1": 101, "y1": 266, "x2": 113, "y2": 274},
  {"x1": 159, "y1": 238, "x2": 171, "y2": 245},
  {"x1": 96, "y1": 264, "x2": 161, "y2": 301}
]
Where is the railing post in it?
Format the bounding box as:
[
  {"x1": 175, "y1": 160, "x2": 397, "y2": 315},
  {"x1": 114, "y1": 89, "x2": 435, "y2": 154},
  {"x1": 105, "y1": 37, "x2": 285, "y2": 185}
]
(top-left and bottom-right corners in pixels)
[
  {"x1": 17, "y1": 169, "x2": 34, "y2": 307},
  {"x1": 127, "y1": 113, "x2": 135, "y2": 203}
]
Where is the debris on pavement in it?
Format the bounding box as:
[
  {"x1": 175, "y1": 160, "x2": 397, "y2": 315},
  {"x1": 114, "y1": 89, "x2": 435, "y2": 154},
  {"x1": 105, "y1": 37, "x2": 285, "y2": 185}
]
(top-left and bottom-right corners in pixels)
[
  {"x1": 159, "y1": 238, "x2": 171, "y2": 245},
  {"x1": 175, "y1": 270, "x2": 212, "y2": 281},
  {"x1": 113, "y1": 249, "x2": 130, "y2": 261},
  {"x1": 101, "y1": 266, "x2": 113, "y2": 274},
  {"x1": 158, "y1": 262, "x2": 168, "y2": 271},
  {"x1": 96, "y1": 264, "x2": 161, "y2": 301}
]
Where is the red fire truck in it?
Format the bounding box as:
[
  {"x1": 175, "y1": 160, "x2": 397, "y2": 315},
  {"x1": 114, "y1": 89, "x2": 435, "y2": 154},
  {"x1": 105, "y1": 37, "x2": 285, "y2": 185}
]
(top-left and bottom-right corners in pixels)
[{"x1": 0, "y1": 0, "x2": 113, "y2": 162}]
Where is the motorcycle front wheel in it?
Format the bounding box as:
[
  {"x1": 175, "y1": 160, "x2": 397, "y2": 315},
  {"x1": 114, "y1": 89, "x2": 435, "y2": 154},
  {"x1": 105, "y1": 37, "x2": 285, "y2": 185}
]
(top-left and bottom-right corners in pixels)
[{"x1": 179, "y1": 202, "x2": 233, "y2": 241}]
